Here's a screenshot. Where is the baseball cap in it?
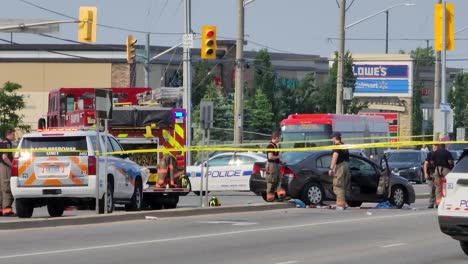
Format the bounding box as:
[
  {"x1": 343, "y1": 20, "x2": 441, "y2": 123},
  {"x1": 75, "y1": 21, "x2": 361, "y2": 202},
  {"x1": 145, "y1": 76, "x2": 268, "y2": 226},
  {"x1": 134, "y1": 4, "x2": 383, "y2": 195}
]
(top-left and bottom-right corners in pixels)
[{"x1": 331, "y1": 132, "x2": 341, "y2": 138}]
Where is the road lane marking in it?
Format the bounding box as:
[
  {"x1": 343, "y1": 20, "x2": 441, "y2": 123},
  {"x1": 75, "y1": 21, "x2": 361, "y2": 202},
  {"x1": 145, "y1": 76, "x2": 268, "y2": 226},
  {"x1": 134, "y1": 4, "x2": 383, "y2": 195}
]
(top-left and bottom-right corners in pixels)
[
  {"x1": 381, "y1": 243, "x2": 406, "y2": 248},
  {"x1": 199, "y1": 220, "x2": 257, "y2": 226},
  {"x1": 0, "y1": 211, "x2": 434, "y2": 260},
  {"x1": 275, "y1": 261, "x2": 299, "y2": 264}
]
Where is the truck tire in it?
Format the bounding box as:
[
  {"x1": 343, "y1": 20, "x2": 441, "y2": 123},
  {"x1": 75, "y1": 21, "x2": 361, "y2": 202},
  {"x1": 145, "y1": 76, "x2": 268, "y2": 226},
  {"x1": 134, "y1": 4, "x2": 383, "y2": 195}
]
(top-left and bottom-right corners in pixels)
[
  {"x1": 125, "y1": 178, "x2": 143, "y2": 211},
  {"x1": 99, "y1": 181, "x2": 114, "y2": 214},
  {"x1": 16, "y1": 198, "x2": 34, "y2": 218},
  {"x1": 47, "y1": 200, "x2": 65, "y2": 217},
  {"x1": 163, "y1": 195, "x2": 179, "y2": 209},
  {"x1": 460, "y1": 241, "x2": 468, "y2": 255}
]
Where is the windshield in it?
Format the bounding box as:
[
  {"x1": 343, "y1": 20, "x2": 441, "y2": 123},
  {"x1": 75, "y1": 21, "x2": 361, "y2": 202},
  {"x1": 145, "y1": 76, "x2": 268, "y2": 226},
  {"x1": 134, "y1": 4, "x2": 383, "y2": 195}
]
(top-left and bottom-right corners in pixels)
[
  {"x1": 20, "y1": 136, "x2": 88, "y2": 157},
  {"x1": 280, "y1": 124, "x2": 332, "y2": 148},
  {"x1": 387, "y1": 152, "x2": 421, "y2": 163}
]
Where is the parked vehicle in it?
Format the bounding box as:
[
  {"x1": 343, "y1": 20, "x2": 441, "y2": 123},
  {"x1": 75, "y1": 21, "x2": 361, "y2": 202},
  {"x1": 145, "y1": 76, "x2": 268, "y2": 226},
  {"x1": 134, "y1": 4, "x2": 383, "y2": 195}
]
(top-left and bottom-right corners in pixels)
[
  {"x1": 438, "y1": 149, "x2": 468, "y2": 255},
  {"x1": 11, "y1": 129, "x2": 148, "y2": 218},
  {"x1": 188, "y1": 152, "x2": 267, "y2": 193},
  {"x1": 250, "y1": 150, "x2": 415, "y2": 208},
  {"x1": 386, "y1": 150, "x2": 427, "y2": 184}
]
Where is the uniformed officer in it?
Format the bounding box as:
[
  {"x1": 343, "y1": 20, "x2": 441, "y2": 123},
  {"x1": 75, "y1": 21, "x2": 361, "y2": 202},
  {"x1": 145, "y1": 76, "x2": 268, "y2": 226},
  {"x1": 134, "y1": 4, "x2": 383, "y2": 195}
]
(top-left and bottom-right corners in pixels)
[
  {"x1": 265, "y1": 131, "x2": 286, "y2": 202},
  {"x1": 0, "y1": 129, "x2": 15, "y2": 216},
  {"x1": 431, "y1": 144, "x2": 454, "y2": 206},
  {"x1": 423, "y1": 144, "x2": 437, "y2": 208},
  {"x1": 328, "y1": 132, "x2": 350, "y2": 210}
]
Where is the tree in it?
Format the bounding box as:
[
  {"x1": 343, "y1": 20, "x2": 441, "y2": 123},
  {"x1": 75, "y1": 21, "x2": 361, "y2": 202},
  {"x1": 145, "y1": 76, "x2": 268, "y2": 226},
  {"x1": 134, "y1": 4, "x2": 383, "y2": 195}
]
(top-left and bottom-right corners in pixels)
[
  {"x1": 449, "y1": 73, "x2": 468, "y2": 135},
  {"x1": 243, "y1": 88, "x2": 274, "y2": 140},
  {"x1": 410, "y1": 47, "x2": 435, "y2": 137},
  {"x1": 0, "y1": 82, "x2": 29, "y2": 137},
  {"x1": 191, "y1": 61, "x2": 213, "y2": 107},
  {"x1": 316, "y1": 51, "x2": 361, "y2": 114}
]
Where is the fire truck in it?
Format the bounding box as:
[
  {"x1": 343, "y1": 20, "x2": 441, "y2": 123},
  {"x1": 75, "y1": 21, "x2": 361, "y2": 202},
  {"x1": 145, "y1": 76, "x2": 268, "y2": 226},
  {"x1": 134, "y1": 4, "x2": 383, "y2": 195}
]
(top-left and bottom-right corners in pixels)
[{"x1": 43, "y1": 87, "x2": 189, "y2": 210}]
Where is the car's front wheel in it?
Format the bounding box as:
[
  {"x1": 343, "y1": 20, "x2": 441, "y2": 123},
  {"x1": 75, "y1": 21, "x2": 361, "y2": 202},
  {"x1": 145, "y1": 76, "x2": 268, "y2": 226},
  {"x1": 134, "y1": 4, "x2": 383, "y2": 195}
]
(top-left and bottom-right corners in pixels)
[
  {"x1": 389, "y1": 185, "x2": 407, "y2": 209},
  {"x1": 301, "y1": 182, "x2": 325, "y2": 205},
  {"x1": 460, "y1": 241, "x2": 468, "y2": 255}
]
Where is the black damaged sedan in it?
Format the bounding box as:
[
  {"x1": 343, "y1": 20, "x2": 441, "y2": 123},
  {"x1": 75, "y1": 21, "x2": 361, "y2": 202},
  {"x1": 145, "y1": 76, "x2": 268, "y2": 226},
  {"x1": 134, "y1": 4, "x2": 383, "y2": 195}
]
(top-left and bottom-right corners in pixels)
[{"x1": 250, "y1": 150, "x2": 415, "y2": 208}]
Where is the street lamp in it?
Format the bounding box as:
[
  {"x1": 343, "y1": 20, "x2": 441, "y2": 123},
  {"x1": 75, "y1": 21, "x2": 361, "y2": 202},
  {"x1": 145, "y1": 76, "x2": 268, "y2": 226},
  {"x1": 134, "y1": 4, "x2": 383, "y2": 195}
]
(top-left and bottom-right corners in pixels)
[{"x1": 345, "y1": 3, "x2": 416, "y2": 54}]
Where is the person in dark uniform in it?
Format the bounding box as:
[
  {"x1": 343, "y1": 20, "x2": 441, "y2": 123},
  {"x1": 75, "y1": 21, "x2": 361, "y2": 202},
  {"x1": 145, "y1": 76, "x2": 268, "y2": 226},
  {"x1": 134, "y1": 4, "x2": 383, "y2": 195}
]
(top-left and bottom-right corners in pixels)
[
  {"x1": 265, "y1": 131, "x2": 285, "y2": 202},
  {"x1": 423, "y1": 144, "x2": 437, "y2": 208},
  {"x1": 328, "y1": 132, "x2": 350, "y2": 210},
  {"x1": 431, "y1": 144, "x2": 454, "y2": 206},
  {"x1": 0, "y1": 129, "x2": 15, "y2": 216}
]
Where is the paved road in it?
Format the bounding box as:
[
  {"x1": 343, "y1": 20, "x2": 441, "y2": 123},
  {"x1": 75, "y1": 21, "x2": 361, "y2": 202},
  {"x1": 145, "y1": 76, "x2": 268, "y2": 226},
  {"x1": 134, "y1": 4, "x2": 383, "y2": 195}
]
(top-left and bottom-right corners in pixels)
[
  {"x1": 0, "y1": 200, "x2": 464, "y2": 264},
  {"x1": 0, "y1": 183, "x2": 431, "y2": 221}
]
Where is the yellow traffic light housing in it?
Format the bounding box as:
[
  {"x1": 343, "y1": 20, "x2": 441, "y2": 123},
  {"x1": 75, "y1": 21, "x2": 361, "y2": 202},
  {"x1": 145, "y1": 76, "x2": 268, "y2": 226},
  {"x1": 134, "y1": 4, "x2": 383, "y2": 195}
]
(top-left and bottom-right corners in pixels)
[
  {"x1": 201, "y1": 25, "x2": 217, "y2": 60},
  {"x1": 126, "y1": 35, "x2": 137, "y2": 64},
  {"x1": 78, "y1": 6, "x2": 97, "y2": 43}
]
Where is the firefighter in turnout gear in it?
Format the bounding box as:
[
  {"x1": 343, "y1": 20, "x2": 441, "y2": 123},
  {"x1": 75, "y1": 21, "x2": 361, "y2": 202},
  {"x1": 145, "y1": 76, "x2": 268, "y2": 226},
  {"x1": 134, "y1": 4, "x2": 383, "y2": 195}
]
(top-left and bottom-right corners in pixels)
[
  {"x1": 431, "y1": 144, "x2": 454, "y2": 206},
  {"x1": 328, "y1": 132, "x2": 350, "y2": 210},
  {"x1": 156, "y1": 154, "x2": 180, "y2": 188},
  {"x1": 265, "y1": 131, "x2": 286, "y2": 202}
]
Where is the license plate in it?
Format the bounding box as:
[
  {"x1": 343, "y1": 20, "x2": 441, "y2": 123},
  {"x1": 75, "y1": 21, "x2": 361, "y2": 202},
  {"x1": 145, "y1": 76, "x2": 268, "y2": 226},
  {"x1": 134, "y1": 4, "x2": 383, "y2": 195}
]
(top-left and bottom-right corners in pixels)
[{"x1": 46, "y1": 165, "x2": 60, "y2": 173}]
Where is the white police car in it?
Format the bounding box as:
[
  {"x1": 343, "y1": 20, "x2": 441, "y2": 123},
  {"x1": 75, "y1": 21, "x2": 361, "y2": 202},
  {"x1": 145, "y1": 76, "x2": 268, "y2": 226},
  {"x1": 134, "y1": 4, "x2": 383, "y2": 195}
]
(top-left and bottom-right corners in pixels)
[
  {"x1": 11, "y1": 129, "x2": 147, "y2": 218},
  {"x1": 438, "y1": 149, "x2": 468, "y2": 255},
  {"x1": 187, "y1": 152, "x2": 267, "y2": 193}
]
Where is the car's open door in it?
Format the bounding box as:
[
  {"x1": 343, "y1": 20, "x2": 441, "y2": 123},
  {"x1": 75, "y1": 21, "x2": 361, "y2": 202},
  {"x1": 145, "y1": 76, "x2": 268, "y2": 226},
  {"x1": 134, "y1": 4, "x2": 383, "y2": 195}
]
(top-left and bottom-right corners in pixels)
[{"x1": 377, "y1": 155, "x2": 391, "y2": 197}]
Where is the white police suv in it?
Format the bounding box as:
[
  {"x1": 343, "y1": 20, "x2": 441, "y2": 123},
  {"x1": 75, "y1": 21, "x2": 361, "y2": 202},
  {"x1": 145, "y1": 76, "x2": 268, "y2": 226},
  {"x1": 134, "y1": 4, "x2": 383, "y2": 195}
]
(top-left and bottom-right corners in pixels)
[
  {"x1": 438, "y1": 149, "x2": 468, "y2": 255},
  {"x1": 11, "y1": 129, "x2": 147, "y2": 218},
  {"x1": 187, "y1": 152, "x2": 267, "y2": 193}
]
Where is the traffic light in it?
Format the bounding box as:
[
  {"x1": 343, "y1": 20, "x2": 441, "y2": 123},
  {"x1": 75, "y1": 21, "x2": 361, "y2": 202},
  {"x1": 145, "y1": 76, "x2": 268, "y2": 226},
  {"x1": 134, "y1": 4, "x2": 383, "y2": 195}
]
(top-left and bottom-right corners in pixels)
[
  {"x1": 434, "y1": 3, "x2": 454, "y2": 51},
  {"x1": 78, "y1": 6, "x2": 97, "y2": 43},
  {"x1": 201, "y1": 25, "x2": 217, "y2": 60},
  {"x1": 126, "y1": 35, "x2": 137, "y2": 64}
]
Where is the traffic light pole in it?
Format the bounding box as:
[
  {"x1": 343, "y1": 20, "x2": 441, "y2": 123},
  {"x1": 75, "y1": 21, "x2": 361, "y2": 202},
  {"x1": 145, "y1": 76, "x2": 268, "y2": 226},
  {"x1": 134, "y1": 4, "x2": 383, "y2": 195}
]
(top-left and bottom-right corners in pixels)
[
  {"x1": 183, "y1": 0, "x2": 193, "y2": 164},
  {"x1": 234, "y1": 0, "x2": 245, "y2": 144},
  {"x1": 144, "y1": 33, "x2": 150, "y2": 87}
]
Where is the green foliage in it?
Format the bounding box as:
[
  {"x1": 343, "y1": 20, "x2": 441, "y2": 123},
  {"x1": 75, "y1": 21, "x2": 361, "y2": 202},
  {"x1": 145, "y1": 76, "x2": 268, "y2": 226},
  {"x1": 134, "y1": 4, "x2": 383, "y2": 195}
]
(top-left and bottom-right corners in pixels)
[
  {"x1": 243, "y1": 88, "x2": 274, "y2": 140},
  {"x1": 192, "y1": 82, "x2": 234, "y2": 142},
  {"x1": 410, "y1": 47, "x2": 434, "y2": 137},
  {"x1": 410, "y1": 47, "x2": 435, "y2": 66},
  {"x1": 412, "y1": 82, "x2": 423, "y2": 136},
  {"x1": 316, "y1": 51, "x2": 359, "y2": 114},
  {"x1": 449, "y1": 73, "x2": 468, "y2": 134},
  {"x1": 0, "y1": 82, "x2": 29, "y2": 137},
  {"x1": 191, "y1": 61, "x2": 213, "y2": 107}
]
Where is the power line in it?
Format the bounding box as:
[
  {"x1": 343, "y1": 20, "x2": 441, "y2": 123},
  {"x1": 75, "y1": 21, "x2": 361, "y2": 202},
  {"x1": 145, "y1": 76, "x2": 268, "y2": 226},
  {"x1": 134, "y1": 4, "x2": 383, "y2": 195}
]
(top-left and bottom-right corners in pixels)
[{"x1": 17, "y1": 0, "x2": 184, "y2": 35}]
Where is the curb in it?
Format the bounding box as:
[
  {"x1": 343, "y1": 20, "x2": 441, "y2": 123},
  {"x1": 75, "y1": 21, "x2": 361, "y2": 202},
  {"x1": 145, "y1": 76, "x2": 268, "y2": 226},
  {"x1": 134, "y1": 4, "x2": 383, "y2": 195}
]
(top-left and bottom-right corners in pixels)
[
  {"x1": 0, "y1": 202, "x2": 292, "y2": 230},
  {"x1": 0, "y1": 194, "x2": 431, "y2": 230}
]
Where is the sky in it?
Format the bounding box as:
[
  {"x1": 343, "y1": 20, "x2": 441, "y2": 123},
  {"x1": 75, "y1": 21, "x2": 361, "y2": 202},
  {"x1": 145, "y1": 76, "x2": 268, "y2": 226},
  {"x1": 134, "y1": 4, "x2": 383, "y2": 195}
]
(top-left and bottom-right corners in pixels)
[{"x1": 2, "y1": 0, "x2": 468, "y2": 69}]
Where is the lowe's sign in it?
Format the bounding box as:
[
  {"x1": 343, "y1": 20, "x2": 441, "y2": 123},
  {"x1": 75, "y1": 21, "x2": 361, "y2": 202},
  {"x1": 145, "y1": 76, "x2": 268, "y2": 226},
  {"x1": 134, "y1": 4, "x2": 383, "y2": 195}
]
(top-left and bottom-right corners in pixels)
[{"x1": 353, "y1": 62, "x2": 412, "y2": 97}]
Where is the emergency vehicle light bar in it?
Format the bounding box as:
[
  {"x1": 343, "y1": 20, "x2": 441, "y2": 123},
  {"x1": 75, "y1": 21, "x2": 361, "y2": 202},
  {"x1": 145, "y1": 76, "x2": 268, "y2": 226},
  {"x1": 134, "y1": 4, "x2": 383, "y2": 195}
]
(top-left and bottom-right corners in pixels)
[{"x1": 37, "y1": 126, "x2": 103, "y2": 132}]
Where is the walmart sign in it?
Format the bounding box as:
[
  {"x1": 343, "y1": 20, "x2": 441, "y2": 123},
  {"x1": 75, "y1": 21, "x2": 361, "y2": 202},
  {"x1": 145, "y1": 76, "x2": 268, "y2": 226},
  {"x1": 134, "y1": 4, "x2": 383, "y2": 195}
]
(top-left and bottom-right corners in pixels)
[{"x1": 353, "y1": 63, "x2": 412, "y2": 97}]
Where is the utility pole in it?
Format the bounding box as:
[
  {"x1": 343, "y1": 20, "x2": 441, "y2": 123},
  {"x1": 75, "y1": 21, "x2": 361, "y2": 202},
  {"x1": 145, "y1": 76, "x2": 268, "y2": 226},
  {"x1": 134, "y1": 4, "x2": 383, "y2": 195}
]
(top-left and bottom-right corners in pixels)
[
  {"x1": 234, "y1": 0, "x2": 245, "y2": 144},
  {"x1": 336, "y1": 0, "x2": 346, "y2": 114},
  {"x1": 385, "y1": 10, "x2": 389, "y2": 54},
  {"x1": 144, "y1": 33, "x2": 150, "y2": 87},
  {"x1": 183, "y1": 0, "x2": 193, "y2": 164},
  {"x1": 433, "y1": 0, "x2": 442, "y2": 141}
]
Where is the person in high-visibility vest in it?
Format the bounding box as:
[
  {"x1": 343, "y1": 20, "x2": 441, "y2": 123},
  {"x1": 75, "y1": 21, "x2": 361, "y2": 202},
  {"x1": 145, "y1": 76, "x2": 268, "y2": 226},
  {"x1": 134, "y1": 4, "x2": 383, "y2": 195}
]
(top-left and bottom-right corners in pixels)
[{"x1": 156, "y1": 154, "x2": 179, "y2": 188}]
